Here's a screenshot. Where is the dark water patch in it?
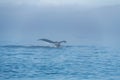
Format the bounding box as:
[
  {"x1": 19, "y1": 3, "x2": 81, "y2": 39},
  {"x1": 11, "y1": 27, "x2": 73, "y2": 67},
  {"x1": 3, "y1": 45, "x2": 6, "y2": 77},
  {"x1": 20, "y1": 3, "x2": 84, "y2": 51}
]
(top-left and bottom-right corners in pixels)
[
  {"x1": 0, "y1": 45, "x2": 61, "y2": 49},
  {"x1": 0, "y1": 45, "x2": 99, "y2": 49}
]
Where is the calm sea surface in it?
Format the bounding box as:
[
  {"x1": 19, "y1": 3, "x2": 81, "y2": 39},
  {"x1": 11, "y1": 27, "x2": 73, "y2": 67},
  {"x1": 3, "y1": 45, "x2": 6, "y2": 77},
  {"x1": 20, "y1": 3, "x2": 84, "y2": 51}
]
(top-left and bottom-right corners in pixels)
[{"x1": 0, "y1": 45, "x2": 120, "y2": 80}]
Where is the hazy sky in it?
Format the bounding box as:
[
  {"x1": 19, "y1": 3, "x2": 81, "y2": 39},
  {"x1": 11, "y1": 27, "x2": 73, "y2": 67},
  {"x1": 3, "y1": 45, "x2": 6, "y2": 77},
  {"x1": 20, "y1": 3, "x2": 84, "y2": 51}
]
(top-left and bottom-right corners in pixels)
[
  {"x1": 0, "y1": 0, "x2": 120, "y2": 46},
  {"x1": 0, "y1": 0, "x2": 120, "y2": 7}
]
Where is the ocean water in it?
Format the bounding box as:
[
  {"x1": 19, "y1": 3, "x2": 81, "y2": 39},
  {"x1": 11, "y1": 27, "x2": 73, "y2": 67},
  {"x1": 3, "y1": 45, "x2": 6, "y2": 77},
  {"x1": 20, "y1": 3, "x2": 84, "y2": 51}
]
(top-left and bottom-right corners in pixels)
[{"x1": 0, "y1": 45, "x2": 120, "y2": 80}]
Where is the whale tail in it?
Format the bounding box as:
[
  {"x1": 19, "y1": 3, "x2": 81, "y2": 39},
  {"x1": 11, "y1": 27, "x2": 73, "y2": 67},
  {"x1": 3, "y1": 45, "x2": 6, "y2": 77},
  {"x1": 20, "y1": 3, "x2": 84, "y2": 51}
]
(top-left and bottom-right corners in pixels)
[
  {"x1": 38, "y1": 39, "x2": 55, "y2": 43},
  {"x1": 38, "y1": 39, "x2": 67, "y2": 48}
]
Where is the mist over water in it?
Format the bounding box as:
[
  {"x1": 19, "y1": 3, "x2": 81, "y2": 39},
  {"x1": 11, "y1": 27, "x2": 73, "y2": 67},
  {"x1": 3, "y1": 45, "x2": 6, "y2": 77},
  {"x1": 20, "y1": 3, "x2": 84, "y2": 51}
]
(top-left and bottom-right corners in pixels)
[{"x1": 0, "y1": 2, "x2": 120, "y2": 46}]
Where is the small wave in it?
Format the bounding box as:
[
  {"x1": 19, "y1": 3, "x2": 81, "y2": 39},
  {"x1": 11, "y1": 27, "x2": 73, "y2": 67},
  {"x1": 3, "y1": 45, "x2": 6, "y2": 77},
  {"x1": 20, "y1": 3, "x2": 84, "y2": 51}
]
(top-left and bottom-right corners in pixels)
[
  {"x1": 0, "y1": 45, "x2": 71, "y2": 49},
  {"x1": 1, "y1": 45, "x2": 49, "y2": 48},
  {"x1": 0, "y1": 45, "x2": 100, "y2": 51}
]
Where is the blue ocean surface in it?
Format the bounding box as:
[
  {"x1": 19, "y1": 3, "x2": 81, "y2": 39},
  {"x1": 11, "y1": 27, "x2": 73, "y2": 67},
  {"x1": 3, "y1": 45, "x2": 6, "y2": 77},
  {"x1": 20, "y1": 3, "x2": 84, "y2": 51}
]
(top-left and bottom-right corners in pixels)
[{"x1": 0, "y1": 45, "x2": 120, "y2": 80}]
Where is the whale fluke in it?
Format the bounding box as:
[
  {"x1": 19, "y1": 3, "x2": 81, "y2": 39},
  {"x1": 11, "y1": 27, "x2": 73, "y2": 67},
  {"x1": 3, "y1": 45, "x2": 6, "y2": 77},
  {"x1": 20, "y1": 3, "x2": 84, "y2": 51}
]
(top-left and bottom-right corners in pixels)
[
  {"x1": 38, "y1": 39, "x2": 67, "y2": 48},
  {"x1": 38, "y1": 39, "x2": 55, "y2": 43}
]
